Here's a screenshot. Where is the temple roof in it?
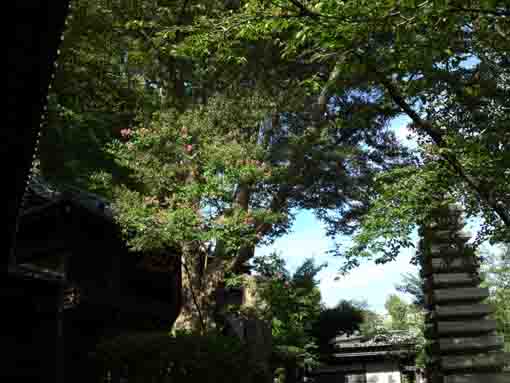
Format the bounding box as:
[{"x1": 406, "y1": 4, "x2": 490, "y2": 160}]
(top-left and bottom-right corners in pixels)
[
  {"x1": 11, "y1": 176, "x2": 116, "y2": 282},
  {"x1": 331, "y1": 330, "x2": 418, "y2": 352},
  {"x1": 20, "y1": 175, "x2": 114, "y2": 222}
]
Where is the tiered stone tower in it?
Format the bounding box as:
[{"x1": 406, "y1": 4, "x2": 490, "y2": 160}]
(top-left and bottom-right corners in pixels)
[{"x1": 419, "y1": 204, "x2": 508, "y2": 383}]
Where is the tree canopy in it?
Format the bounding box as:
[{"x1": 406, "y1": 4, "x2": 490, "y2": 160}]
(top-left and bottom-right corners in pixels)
[
  {"x1": 176, "y1": 0, "x2": 509, "y2": 269},
  {"x1": 40, "y1": 0, "x2": 510, "y2": 335}
]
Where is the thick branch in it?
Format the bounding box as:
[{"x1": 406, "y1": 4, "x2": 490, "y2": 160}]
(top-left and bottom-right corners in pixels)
[
  {"x1": 375, "y1": 69, "x2": 510, "y2": 227},
  {"x1": 288, "y1": 0, "x2": 320, "y2": 18},
  {"x1": 229, "y1": 187, "x2": 290, "y2": 272},
  {"x1": 230, "y1": 184, "x2": 254, "y2": 272}
]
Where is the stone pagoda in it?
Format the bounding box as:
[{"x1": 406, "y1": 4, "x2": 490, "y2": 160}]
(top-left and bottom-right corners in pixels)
[{"x1": 419, "y1": 204, "x2": 508, "y2": 383}]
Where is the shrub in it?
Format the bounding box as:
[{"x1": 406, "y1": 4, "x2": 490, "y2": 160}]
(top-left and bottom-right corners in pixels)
[{"x1": 95, "y1": 330, "x2": 267, "y2": 382}]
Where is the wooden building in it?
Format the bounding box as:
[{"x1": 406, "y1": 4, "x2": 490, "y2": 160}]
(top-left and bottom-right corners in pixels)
[
  {"x1": 309, "y1": 331, "x2": 421, "y2": 383},
  {"x1": 4, "y1": 177, "x2": 181, "y2": 382}
]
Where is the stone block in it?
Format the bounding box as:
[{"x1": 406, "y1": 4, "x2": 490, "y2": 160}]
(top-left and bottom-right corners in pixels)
[
  {"x1": 429, "y1": 257, "x2": 478, "y2": 273},
  {"x1": 430, "y1": 230, "x2": 470, "y2": 244},
  {"x1": 441, "y1": 352, "x2": 506, "y2": 371},
  {"x1": 431, "y1": 273, "x2": 480, "y2": 288},
  {"x1": 439, "y1": 335, "x2": 504, "y2": 353},
  {"x1": 429, "y1": 245, "x2": 464, "y2": 257},
  {"x1": 436, "y1": 319, "x2": 497, "y2": 335},
  {"x1": 433, "y1": 287, "x2": 489, "y2": 304},
  {"x1": 434, "y1": 304, "x2": 493, "y2": 319},
  {"x1": 444, "y1": 372, "x2": 510, "y2": 383}
]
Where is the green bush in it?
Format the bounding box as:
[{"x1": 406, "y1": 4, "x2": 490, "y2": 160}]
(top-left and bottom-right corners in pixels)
[{"x1": 95, "y1": 330, "x2": 268, "y2": 382}]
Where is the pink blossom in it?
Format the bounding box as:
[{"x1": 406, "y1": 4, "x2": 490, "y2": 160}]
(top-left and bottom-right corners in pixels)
[
  {"x1": 120, "y1": 128, "x2": 132, "y2": 138},
  {"x1": 185, "y1": 144, "x2": 193, "y2": 153}
]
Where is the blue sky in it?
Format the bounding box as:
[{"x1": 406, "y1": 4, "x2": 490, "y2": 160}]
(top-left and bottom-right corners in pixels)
[{"x1": 255, "y1": 208, "x2": 420, "y2": 313}]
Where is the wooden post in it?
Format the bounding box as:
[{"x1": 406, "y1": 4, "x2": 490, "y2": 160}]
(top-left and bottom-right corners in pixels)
[{"x1": 5, "y1": 1, "x2": 71, "y2": 269}]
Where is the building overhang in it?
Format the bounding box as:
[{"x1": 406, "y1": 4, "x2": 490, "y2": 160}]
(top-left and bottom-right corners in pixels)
[{"x1": 332, "y1": 349, "x2": 417, "y2": 360}]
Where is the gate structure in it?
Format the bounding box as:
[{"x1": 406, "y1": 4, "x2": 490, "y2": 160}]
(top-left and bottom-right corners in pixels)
[{"x1": 419, "y1": 204, "x2": 508, "y2": 383}]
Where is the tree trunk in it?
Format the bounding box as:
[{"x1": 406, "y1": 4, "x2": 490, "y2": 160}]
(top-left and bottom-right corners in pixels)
[{"x1": 173, "y1": 253, "x2": 225, "y2": 333}]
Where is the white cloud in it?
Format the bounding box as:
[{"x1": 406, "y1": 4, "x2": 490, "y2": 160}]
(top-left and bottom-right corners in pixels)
[
  {"x1": 317, "y1": 247, "x2": 419, "y2": 312},
  {"x1": 319, "y1": 264, "x2": 387, "y2": 290}
]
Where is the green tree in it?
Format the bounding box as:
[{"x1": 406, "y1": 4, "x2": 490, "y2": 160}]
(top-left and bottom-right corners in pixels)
[
  {"x1": 179, "y1": 0, "x2": 510, "y2": 272},
  {"x1": 385, "y1": 294, "x2": 412, "y2": 331},
  {"x1": 396, "y1": 272, "x2": 425, "y2": 307},
  {"x1": 40, "y1": 0, "x2": 240, "y2": 188},
  {"x1": 47, "y1": 0, "x2": 408, "y2": 333},
  {"x1": 311, "y1": 300, "x2": 365, "y2": 354},
  {"x1": 39, "y1": 0, "x2": 149, "y2": 187},
  {"x1": 250, "y1": 253, "x2": 325, "y2": 381},
  {"x1": 105, "y1": 84, "x2": 406, "y2": 331},
  {"x1": 384, "y1": 292, "x2": 426, "y2": 367},
  {"x1": 480, "y1": 243, "x2": 510, "y2": 351},
  {"x1": 252, "y1": 254, "x2": 324, "y2": 356},
  {"x1": 384, "y1": 293, "x2": 425, "y2": 338},
  {"x1": 44, "y1": 0, "x2": 509, "y2": 338},
  {"x1": 359, "y1": 308, "x2": 386, "y2": 337}
]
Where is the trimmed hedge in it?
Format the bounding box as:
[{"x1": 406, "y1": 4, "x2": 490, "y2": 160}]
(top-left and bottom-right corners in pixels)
[{"x1": 95, "y1": 331, "x2": 268, "y2": 382}]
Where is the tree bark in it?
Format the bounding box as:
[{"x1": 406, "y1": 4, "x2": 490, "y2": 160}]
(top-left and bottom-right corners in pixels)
[{"x1": 173, "y1": 251, "x2": 225, "y2": 333}]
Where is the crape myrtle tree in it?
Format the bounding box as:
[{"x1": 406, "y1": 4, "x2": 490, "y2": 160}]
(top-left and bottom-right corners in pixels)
[
  {"x1": 42, "y1": 0, "x2": 506, "y2": 335},
  {"x1": 40, "y1": 0, "x2": 254, "y2": 187},
  {"x1": 104, "y1": 85, "x2": 408, "y2": 331},
  {"x1": 176, "y1": 0, "x2": 509, "y2": 273},
  {"x1": 52, "y1": 2, "x2": 413, "y2": 332}
]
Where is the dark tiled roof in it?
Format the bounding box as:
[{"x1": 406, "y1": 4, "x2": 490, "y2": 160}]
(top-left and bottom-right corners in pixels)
[
  {"x1": 21, "y1": 175, "x2": 114, "y2": 221},
  {"x1": 8, "y1": 263, "x2": 66, "y2": 285},
  {"x1": 332, "y1": 331, "x2": 418, "y2": 350}
]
